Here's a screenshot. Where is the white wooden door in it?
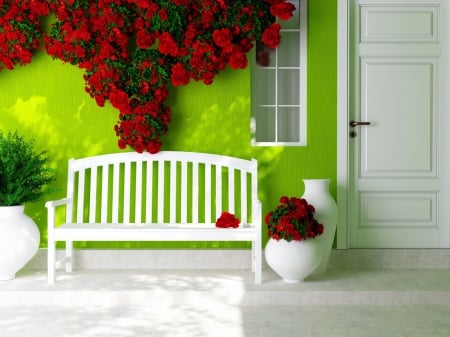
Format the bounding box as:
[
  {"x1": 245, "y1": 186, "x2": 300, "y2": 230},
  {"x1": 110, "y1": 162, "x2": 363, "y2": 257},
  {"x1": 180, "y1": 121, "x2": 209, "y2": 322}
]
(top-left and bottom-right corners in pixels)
[{"x1": 348, "y1": 0, "x2": 450, "y2": 247}]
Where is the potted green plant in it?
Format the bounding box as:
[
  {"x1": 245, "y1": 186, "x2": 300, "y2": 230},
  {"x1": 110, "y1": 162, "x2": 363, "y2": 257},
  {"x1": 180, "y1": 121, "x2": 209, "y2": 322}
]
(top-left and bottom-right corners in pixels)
[
  {"x1": 0, "y1": 130, "x2": 55, "y2": 280},
  {"x1": 264, "y1": 196, "x2": 324, "y2": 283}
]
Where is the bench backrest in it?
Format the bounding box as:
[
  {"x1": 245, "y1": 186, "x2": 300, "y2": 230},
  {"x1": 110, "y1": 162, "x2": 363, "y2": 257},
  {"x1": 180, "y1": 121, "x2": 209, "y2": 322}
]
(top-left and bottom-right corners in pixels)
[{"x1": 65, "y1": 151, "x2": 258, "y2": 225}]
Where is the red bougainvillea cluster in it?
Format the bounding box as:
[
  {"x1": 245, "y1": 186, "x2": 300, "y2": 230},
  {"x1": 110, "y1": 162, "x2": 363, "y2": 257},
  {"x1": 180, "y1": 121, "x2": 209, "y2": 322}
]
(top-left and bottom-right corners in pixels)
[
  {"x1": 0, "y1": 0, "x2": 50, "y2": 70},
  {"x1": 0, "y1": 0, "x2": 296, "y2": 153},
  {"x1": 265, "y1": 196, "x2": 324, "y2": 242}
]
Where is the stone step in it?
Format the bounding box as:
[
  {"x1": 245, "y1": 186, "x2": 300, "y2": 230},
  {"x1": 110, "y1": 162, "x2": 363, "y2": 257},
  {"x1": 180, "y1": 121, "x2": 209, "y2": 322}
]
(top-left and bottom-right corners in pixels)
[
  {"x1": 23, "y1": 248, "x2": 450, "y2": 270},
  {"x1": 1, "y1": 268, "x2": 449, "y2": 307}
]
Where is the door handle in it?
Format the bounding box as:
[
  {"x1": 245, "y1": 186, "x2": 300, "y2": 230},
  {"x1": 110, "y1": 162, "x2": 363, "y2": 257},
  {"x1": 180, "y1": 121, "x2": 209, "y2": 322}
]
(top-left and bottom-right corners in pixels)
[{"x1": 350, "y1": 120, "x2": 371, "y2": 127}]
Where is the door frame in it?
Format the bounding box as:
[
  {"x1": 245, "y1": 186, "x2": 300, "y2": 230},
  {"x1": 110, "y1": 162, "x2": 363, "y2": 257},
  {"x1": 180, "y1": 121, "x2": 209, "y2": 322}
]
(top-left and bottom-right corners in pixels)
[
  {"x1": 337, "y1": 0, "x2": 450, "y2": 249},
  {"x1": 337, "y1": 0, "x2": 350, "y2": 249}
]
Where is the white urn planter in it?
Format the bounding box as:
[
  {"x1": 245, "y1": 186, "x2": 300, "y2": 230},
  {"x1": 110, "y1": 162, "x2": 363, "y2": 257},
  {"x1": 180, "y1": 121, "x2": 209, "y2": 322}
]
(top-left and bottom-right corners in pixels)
[
  {"x1": 301, "y1": 179, "x2": 338, "y2": 275},
  {"x1": 0, "y1": 206, "x2": 40, "y2": 281},
  {"x1": 265, "y1": 238, "x2": 322, "y2": 283}
]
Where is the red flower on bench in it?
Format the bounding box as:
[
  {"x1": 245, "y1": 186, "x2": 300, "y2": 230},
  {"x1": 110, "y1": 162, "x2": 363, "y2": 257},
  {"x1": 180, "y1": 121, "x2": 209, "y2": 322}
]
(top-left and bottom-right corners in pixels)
[{"x1": 216, "y1": 212, "x2": 240, "y2": 229}]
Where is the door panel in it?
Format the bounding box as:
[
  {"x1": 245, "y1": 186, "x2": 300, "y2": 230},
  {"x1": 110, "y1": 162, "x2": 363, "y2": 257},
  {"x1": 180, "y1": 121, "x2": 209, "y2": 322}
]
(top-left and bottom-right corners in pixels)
[
  {"x1": 349, "y1": 0, "x2": 448, "y2": 248},
  {"x1": 361, "y1": 59, "x2": 436, "y2": 176},
  {"x1": 360, "y1": 5, "x2": 438, "y2": 42}
]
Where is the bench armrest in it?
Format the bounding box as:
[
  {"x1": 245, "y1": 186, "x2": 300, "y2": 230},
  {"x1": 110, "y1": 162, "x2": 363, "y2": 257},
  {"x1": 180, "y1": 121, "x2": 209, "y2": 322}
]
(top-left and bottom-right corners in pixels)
[
  {"x1": 46, "y1": 198, "x2": 72, "y2": 230},
  {"x1": 46, "y1": 198, "x2": 72, "y2": 209}
]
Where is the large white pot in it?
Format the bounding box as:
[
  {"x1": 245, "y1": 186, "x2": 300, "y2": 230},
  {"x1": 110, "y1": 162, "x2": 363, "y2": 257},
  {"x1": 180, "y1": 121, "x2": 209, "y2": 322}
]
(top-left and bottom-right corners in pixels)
[
  {"x1": 0, "y1": 206, "x2": 40, "y2": 281},
  {"x1": 265, "y1": 238, "x2": 321, "y2": 283},
  {"x1": 301, "y1": 179, "x2": 338, "y2": 275}
]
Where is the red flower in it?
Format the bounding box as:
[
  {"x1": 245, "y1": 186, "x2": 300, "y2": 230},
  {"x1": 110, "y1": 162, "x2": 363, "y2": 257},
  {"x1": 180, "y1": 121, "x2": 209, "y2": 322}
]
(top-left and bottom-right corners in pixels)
[
  {"x1": 270, "y1": 2, "x2": 296, "y2": 21},
  {"x1": 158, "y1": 8, "x2": 168, "y2": 21},
  {"x1": 154, "y1": 88, "x2": 169, "y2": 102},
  {"x1": 171, "y1": 63, "x2": 190, "y2": 86},
  {"x1": 265, "y1": 211, "x2": 273, "y2": 224},
  {"x1": 109, "y1": 90, "x2": 129, "y2": 111},
  {"x1": 118, "y1": 139, "x2": 127, "y2": 149},
  {"x1": 262, "y1": 23, "x2": 281, "y2": 49},
  {"x1": 216, "y1": 212, "x2": 240, "y2": 228},
  {"x1": 229, "y1": 51, "x2": 247, "y2": 69},
  {"x1": 0, "y1": 56, "x2": 14, "y2": 70},
  {"x1": 158, "y1": 32, "x2": 179, "y2": 57},
  {"x1": 147, "y1": 140, "x2": 162, "y2": 154},
  {"x1": 212, "y1": 28, "x2": 233, "y2": 50},
  {"x1": 136, "y1": 31, "x2": 155, "y2": 49}
]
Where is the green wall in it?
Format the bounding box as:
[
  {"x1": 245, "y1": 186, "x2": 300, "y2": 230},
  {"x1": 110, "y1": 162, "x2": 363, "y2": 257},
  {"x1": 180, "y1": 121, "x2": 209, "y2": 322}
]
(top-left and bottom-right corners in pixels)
[{"x1": 0, "y1": 0, "x2": 337, "y2": 248}]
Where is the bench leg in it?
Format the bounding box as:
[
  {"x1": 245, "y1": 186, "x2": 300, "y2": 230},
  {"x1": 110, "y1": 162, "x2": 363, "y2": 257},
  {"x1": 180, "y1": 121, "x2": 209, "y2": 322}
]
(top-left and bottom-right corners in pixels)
[
  {"x1": 66, "y1": 241, "x2": 73, "y2": 273},
  {"x1": 251, "y1": 243, "x2": 255, "y2": 272},
  {"x1": 253, "y1": 240, "x2": 262, "y2": 284},
  {"x1": 48, "y1": 240, "x2": 56, "y2": 284}
]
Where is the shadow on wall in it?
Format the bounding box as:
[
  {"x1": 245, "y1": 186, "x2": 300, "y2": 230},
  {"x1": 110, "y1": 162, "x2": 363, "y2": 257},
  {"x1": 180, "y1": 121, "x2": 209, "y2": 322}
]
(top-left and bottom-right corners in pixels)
[
  {"x1": 167, "y1": 90, "x2": 285, "y2": 204},
  {"x1": 0, "y1": 93, "x2": 119, "y2": 242}
]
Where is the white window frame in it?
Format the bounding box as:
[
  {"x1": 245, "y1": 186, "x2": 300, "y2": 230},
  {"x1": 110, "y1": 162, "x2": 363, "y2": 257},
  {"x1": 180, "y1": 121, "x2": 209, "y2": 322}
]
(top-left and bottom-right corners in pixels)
[{"x1": 251, "y1": 0, "x2": 307, "y2": 146}]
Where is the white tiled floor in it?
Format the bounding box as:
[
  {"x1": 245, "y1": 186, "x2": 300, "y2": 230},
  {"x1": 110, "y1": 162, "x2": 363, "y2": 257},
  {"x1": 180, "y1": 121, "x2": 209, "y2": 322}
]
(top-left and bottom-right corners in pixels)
[
  {"x1": 2, "y1": 304, "x2": 450, "y2": 337},
  {"x1": 1, "y1": 268, "x2": 450, "y2": 337}
]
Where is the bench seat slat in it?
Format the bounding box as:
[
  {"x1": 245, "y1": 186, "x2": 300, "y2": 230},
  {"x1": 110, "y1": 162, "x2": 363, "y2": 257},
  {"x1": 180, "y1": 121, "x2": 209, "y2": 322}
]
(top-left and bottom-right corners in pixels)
[
  {"x1": 53, "y1": 225, "x2": 256, "y2": 242},
  {"x1": 57, "y1": 223, "x2": 254, "y2": 229}
]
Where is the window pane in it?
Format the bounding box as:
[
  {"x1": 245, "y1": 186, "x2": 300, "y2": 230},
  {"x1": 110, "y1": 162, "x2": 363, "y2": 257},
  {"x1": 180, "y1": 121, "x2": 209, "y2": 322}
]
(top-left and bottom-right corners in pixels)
[
  {"x1": 255, "y1": 107, "x2": 276, "y2": 142},
  {"x1": 252, "y1": 69, "x2": 276, "y2": 105},
  {"x1": 278, "y1": 32, "x2": 300, "y2": 67},
  {"x1": 278, "y1": 69, "x2": 300, "y2": 105},
  {"x1": 277, "y1": 107, "x2": 301, "y2": 142},
  {"x1": 255, "y1": 41, "x2": 277, "y2": 68}
]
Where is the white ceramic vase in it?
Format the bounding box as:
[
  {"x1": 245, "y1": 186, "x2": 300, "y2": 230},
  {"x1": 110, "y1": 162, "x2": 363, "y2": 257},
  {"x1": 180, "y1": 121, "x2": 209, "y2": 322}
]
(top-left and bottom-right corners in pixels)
[
  {"x1": 265, "y1": 238, "x2": 322, "y2": 283},
  {"x1": 301, "y1": 179, "x2": 338, "y2": 275},
  {"x1": 0, "y1": 206, "x2": 40, "y2": 281}
]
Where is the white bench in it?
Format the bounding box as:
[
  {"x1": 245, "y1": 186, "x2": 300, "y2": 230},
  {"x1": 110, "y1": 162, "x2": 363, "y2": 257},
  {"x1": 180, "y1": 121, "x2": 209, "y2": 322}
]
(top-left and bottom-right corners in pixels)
[{"x1": 46, "y1": 151, "x2": 262, "y2": 284}]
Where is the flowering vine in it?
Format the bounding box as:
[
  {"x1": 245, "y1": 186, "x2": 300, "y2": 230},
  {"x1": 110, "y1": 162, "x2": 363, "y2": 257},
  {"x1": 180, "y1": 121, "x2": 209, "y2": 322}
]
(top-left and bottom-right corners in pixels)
[
  {"x1": 0, "y1": 0, "x2": 296, "y2": 153},
  {"x1": 0, "y1": 0, "x2": 50, "y2": 71}
]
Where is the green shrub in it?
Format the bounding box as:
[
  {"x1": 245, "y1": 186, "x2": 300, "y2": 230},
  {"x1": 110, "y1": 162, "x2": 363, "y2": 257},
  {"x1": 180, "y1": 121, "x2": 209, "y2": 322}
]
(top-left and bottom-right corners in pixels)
[{"x1": 0, "y1": 130, "x2": 55, "y2": 206}]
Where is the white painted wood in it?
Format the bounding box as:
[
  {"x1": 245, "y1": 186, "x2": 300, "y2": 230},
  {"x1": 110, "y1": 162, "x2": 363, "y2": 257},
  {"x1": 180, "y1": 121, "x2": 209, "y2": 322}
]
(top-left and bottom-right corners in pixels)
[
  {"x1": 146, "y1": 161, "x2": 153, "y2": 223},
  {"x1": 360, "y1": 5, "x2": 438, "y2": 42},
  {"x1": 214, "y1": 165, "x2": 221, "y2": 219},
  {"x1": 112, "y1": 163, "x2": 120, "y2": 223},
  {"x1": 88, "y1": 168, "x2": 97, "y2": 223},
  {"x1": 123, "y1": 161, "x2": 131, "y2": 223},
  {"x1": 337, "y1": 0, "x2": 350, "y2": 249},
  {"x1": 205, "y1": 163, "x2": 212, "y2": 223},
  {"x1": 359, "y1": 59, "x2": 437, "y2": 177},
  {"x1": 228, "y1": 168, "x2": 235, "y2": 214},
  {"x1": 76, "y1": 170, "x2": 85, "y2": 223},
  {"x1": 339, "y1": 0, "x2": 449, "y2": 248},
  {"x1": 100, "y1": 165, "x2": 108, "y2": 223},
  {"x1": 46, "y1": 151, "x2": 262, "y2": 283},
  {"x1": 192, "y1": 162, "x2": 199, "y2": 224},
  {"x1": 169, "y1": 161, "x2": 177, "y2": 224},
  {"x1": 157, "y1": 160, "x2": 164, "y2": 223},
  {"x1": 241, "y1": 171, "x2": 248, "y2": 223},
  {"x1": 135, "y1": 161, "x2": 143, "y2": 223},
  {"x1": 181, "y1": 161, "x2": 188, "y2": 224}
]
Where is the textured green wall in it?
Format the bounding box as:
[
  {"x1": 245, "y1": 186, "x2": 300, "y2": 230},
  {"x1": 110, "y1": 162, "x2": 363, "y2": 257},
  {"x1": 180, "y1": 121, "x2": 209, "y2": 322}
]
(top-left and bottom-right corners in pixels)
[{"x1": 0, "y1": 0, "x2": 337, "y2": 248}]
